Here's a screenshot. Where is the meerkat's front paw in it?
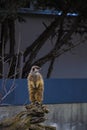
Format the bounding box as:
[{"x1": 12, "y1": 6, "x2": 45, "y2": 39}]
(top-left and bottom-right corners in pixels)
[
  {"x1": 36, "y1": 86, "x2": 39, "y2": 89},
  {"x1": 33, "y1": 86, "x2": 36, "y2": 88}
]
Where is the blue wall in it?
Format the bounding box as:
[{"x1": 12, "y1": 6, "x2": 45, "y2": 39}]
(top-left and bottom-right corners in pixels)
[{"x1": 0, "y1": 79, "x2": 87, "y2": 105}]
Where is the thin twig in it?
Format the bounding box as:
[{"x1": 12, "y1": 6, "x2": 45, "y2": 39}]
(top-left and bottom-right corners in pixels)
[
  {"x1": 4, "y1": 57, "x2": 13, "y2": 63},
  {"x1": 0, "y1": 22, "x2": 21, "y2": 103},
  {"x1": 7, "y1": 58, "x2": 13, "y2": 78},
  {"x1": 0, "y1": 73, "x2": 3, "y2": 77},
  {"x1": 0, "y1": 85, "x2": 16, "y2": 102},
  {"x1": 8, "y1": 71, "x2": 20, "y2": 79},
  {"x1": 12, "y1": 27, "x2": 21, "y2": 81},
  {"x1": 19, "y1": 52, "x2": 24, "y2": 78},
  {"x1": 1, "y1": 36, "x2": 7, "y2": 93},
  {"x1": 2, "y1": 58, "x2": 14, "y2": 93}
]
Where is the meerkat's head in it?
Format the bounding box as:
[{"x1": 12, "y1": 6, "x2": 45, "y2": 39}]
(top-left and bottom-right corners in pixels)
[{"x1": 30, "y1": 65, "x2": 41, "y2": 74}]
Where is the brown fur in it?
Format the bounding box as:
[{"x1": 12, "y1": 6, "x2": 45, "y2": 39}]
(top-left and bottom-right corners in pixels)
[{"x1": 27, "y1": 71, "x2": 44, "y2": 103}]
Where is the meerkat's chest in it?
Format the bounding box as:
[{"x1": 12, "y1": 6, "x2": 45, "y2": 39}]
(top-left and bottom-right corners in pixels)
[{"x1": 29, "y1": 73, "x2": 40, "y2": 83}]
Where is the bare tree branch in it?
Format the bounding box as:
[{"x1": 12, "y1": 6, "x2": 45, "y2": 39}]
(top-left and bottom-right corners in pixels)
[
  {"x1": 23, "y1": 17, "x2": 60, "y2": 59},
  {"x1": 47, "y1": 10, "x2": 66, "y2": 78},
  {"x1": 47, "y1": 58, "x2": 55, "y2": 78},
  {"x1": 0, "y1": 84, "x2": 16, "y2": 103},
  {"x1": 22, "y1": 17, "x2": 62, "y2": 77},
  {"x1": 22, "y1": 16, "x2": 81, "y2": 77},
  {"x1": 33, "y1": 40, "x2": 84, "y2": 68}
]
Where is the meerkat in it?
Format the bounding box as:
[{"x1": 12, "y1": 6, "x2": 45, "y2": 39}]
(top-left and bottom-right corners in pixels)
[{"x1": 27, "y1": 66, "x2": 44, "y2": 104}]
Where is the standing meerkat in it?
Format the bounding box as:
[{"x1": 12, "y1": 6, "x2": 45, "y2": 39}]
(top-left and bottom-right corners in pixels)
[{"x1": 27, "y1": 66, "x2": 44, "y2": 104}]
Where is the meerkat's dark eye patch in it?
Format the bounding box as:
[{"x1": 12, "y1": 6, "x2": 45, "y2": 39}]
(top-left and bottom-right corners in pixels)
[{"x1": 32, "y1": 68, "x2": 35, "y2": 71}]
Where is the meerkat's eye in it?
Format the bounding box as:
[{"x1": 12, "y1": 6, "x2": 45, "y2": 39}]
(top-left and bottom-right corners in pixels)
[{"x1": 32, "y1": 68, "x2": 35, "y2": 71}]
